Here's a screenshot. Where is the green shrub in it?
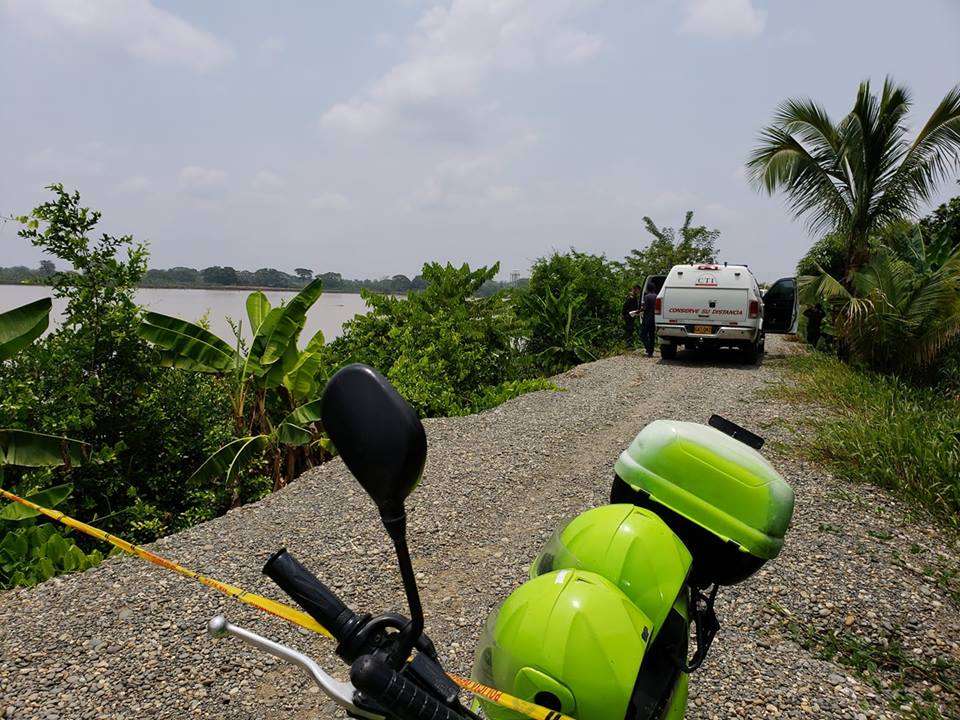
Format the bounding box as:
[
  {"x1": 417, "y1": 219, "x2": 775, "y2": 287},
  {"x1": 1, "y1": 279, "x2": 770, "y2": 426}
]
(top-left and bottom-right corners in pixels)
[
  {"x1": 470, "y1": 378, "x2": 559, "y2": 413},
  {"x1": 517, "y1": 251, "x2": 624, "y2": 371},
  {"x1": 777, "y1": 353, "x2": 960, "y2": 524},
  {"x1": 328, "y1": 262, "x2": 527, "y2": 417},
  {"x1": 0, "y1": 523, "x2": 103, "y2": 588},
  {"x1": 0, "y1": 484, "x2": 103, "y2": 589},
  {"x1": 0, "y1": 186, "x2": 236, "y2": 543}
]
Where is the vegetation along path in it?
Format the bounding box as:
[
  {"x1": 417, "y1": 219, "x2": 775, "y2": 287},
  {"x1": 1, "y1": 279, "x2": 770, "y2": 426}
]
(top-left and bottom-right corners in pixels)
[{"x1": 1, "y1": 336, "x2": 957, "y2": 720}]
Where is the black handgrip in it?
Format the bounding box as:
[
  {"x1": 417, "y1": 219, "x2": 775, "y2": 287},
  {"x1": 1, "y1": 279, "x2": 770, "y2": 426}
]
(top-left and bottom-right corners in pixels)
[
  {"x1": 263, "y1": 548, "x2": 356, "y2": 641},
  {"x1": 351, "y1": 655, "x2": 465, "y2": 720}
]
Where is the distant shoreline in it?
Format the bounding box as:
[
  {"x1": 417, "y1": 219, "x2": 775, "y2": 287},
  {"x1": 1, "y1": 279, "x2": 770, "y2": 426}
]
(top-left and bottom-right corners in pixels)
[{"x1": 0, "y1": 280, "x2": 378, "y2": 294}]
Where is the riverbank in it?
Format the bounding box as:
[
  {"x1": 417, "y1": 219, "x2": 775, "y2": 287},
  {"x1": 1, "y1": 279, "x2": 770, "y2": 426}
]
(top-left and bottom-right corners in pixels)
[
  {"x1": 1, "y1": 336, "x2": 957, "y2": 719},
  {"x1": 0, "y1": 280, "x2": 382, "y2": 294}
]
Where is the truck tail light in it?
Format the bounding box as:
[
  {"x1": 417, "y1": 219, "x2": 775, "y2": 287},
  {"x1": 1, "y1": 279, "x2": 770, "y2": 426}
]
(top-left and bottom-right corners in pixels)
[
  {"x1": 749, "y1": 300, "x2": 760, "y2": 318},
  {"x1": 654, "y1": 297, "x2": 662, "y2": 315}
]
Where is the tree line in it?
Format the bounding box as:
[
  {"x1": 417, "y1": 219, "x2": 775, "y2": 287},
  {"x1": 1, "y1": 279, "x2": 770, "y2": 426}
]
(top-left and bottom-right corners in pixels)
[{"x1": 0, "y1": 260, "x2": 527, "y2": 295}]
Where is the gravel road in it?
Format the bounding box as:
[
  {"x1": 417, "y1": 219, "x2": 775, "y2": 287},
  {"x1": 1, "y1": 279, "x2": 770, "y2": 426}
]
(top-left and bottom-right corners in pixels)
[{"x1": 2, "y1": 336, "x2": 958, "y2": 720}]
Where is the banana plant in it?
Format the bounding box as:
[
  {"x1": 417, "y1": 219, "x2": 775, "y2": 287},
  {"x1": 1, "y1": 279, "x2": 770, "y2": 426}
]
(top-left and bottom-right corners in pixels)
[
  {"x1": 0, "y1": 297, "x2": 51, "y2": 361},
  {"x1": 0, "y1": 298, "x2": 93, "y2": 477},
  {"x1": 138, "y1": 279, "x2": 330, "y2": 498},
  {"x1": 188, "y1": 397, "x2": 325, "y2": 495}
]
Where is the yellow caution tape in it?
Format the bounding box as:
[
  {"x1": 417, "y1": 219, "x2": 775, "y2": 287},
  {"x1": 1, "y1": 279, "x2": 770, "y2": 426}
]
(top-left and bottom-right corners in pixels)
[
  {"x1": 0, "y1": 488, "x2": 330, "y2": 635},
  {"x1": 449, "y1": 675, "x2": 573, "y2": 720},
  {"x1": 0, "y1": 487, "x2": 574, "y2": 720}
]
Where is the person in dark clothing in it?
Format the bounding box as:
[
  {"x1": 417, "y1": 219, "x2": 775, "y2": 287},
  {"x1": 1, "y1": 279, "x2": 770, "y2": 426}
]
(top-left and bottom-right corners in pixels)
[
  {"x1": 803, "y1": 303, "x2": 826, "y2": 348},
  {"x1": 639, "y1": 285, "x2": 658, "y2": 356},
  {"x1": 622, "y1": 285, "x2": 642, "y2": 347}
]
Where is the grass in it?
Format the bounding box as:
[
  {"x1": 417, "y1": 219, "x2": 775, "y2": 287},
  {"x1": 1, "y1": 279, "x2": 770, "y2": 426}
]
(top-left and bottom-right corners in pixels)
[
  {"x1": 769, "y1": 601, "x2": 958, "y2": 718},
  {"x1": 773, "y1": 353, "x2": 960, "y2": 527}
]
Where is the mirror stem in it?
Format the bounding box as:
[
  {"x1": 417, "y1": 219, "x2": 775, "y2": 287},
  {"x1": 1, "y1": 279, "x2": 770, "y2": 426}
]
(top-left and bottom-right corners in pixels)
[{"x1": 381, "y1": 512, "x2": 424, "y2": 668}]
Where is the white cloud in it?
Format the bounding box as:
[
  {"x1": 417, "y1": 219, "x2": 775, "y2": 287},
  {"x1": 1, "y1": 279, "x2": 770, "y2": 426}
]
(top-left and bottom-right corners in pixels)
[
  {"x1": 321, "y1": 0, "x2": 603, "y2": 138},
  {"x1": 680, "y1": 0, "x2": 766, "y2": 39},
  {"x1": 310, "y1": 192, "x2": 349, "y2": 210},
  {"x1": 650, "y1": 190, "x2": 699, "y2": 212},
  {"x1": 179, "y1": 165, "x2": 227, "y2": 193},
  {"x1": 115, "y1": 175, "x2": 151, "y2": 193},
  {"x1": 485, "y1": 185, "x2": 522, "y2": 203},
  {"x1": 3, "y1": 0, "x2": 234, "y2": 71},
  {"x1": 411, "y1": 146, "x2": 529, "y2": 210},
  {"x1": 252, "y1": 170, "x2": 284, "y2": 192},
  {"x1": 24, "y1": 141, "x2": 107, "y2": 176}
]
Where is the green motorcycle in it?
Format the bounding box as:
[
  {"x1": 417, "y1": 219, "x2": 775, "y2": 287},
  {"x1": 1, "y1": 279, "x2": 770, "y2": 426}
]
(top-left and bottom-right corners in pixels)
[{"x1": 216, "y1": 364, "x2": 794, "y2": 720}]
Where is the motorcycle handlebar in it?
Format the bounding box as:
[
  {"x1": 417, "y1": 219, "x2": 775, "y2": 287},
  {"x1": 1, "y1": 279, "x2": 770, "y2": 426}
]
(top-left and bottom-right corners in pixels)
[
  {"x1": 351, "y1": 655, "x2": 466, "y2": 720},
  {"x1": 263, "y1": 548, "x2": 357, "y2": 642}
]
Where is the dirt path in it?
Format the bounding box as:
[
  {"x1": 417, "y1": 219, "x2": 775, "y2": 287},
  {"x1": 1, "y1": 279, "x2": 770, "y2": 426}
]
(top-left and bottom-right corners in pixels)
[{"x1": 1, "y1": 336, "x2": 957, "y2": 719}]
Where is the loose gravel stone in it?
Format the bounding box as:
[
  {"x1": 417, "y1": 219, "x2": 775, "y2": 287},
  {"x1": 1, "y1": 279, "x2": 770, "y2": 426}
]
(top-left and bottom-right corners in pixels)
[{"x1": 1, "y1": 337, "x2": 957, "y2": 719}]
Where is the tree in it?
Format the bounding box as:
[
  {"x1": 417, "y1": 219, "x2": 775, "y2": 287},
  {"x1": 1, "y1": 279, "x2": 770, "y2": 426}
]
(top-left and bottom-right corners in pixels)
[
  {"x1": 5, "y1": 186, "x2": 234, "y2": 542},
  {"x1": 390, "y1": 274, "x2": 413, "y2": 292},
  {"x1": 139, "y1": 280, "x2": 329, "y2": 497},
  {"x1": 801, "y1": 230, "x2": 960, "y2": 373},
  {"x1": 748, "y1": 78, "x2": 960, "y2": 283},
  {"x1": 294, "y1": 268, "x2": 313, "y2": 280},
  {"x1": 623, "y1": 210, "x2": 719, "y2": 280},
  {"x1": 921, "y1": 188, "x2": 960, "y2": 251},
  {"x1": 252, "y1": 268, "x2": 295, "y2": 288},
  {"x1": 520, "y1": 251, "x2": 624, "y2": 367},
  {"x1": 37, "y1": 260, "x2": 55, "y2": 277},
  {"x1": 201, "y1": 266, "x2": 238, "y2": 286}
]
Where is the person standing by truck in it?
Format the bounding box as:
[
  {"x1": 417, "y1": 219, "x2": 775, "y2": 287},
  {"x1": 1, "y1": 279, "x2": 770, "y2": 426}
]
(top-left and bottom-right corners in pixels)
[
  {"x1": 639, "y1": 282, "x2": 658, "y2": 357},
  {"x1": 622, "y1": 285, "x2": 642, "y2": 348},
  {"x1": 803, "y1": 302, "x2": 826, "y2": 348}
]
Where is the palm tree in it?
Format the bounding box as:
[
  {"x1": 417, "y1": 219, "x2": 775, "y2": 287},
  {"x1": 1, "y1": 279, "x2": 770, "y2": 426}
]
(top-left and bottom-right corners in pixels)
[
  {"x1": 748, "y1": 78, "x2": 960, "y2": 282},
  {"x1": 801, "y1": 228, "x2": 960, "y2": 373}
]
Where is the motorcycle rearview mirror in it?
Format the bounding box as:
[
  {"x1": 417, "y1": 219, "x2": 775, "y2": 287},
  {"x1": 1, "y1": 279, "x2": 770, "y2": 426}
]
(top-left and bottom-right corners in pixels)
[
  {"x1": 320, "y1": 363, "x2": 428, "y2": 667},
  {"x1": 320, "y1": 363, "x2": 426, "y2": 523}
]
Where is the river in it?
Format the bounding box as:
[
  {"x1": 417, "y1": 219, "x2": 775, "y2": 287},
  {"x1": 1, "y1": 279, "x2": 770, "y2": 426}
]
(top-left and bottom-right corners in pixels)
[{"x1": 0, "y1": 285, "x2": 370, "y2": 342}]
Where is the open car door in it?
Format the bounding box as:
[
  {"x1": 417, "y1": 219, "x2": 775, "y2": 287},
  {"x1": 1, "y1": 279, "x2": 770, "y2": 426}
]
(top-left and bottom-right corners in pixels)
[
  {"x1": 643, "y1": 274, "x2": 667, "y2": 295},
  {"x1": 762, "y1": 277, "x2": 798, "y2": 334}
]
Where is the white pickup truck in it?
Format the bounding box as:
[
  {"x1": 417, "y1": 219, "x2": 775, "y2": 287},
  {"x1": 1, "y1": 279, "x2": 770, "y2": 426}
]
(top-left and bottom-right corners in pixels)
[{"x1": 652, "y1": 264, "x2": 797, "y2": 363}]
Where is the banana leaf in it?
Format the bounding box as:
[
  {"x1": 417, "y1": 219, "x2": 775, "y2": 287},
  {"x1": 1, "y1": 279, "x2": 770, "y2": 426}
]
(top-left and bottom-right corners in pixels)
[
  {"x1": 0, "y1": 298, "x2": 51, "y2": 361},
  {"x1": 139, "y1": 312, "x2": 239, "y2": 373},
  {"x1": 282, "y1": 398, "x2": 323, "y2": 427},
  {"x1": 276, "y1": 399, "x2": 323, "y2": 446},
  {"x1": 276, "y1": 422, "x2": 312, "y2": 446},
  {"x1": 0, "y1": 430, "x2": 88, "y2": 468},
  {"x1": 255, "y1": 279, "x2": 323, "y2": 367},
  {"x1": 249, "y1": 306, "x2": 284, "y2": 367},
  {"x1": 156, "y1": 349, "x2": 218, "y2": 372},
  {"x1": 189, "y1": 435, "x2": 269, "y2": 484},
  {"x1": 304, "y1": 328, "x2": 325, "y2": 353},
  {"x1": 261, "y1": 339, "x2": 300, "y2": 389},
  {"x1": 0, "y1": 483, "x2": 73, "y2": 521},
  {"x1": 246, "y1": 292, "x2": 271, "y2": 334},
  {"x1": 282, "y1": 350, "x2": 324, "y2": 402}
]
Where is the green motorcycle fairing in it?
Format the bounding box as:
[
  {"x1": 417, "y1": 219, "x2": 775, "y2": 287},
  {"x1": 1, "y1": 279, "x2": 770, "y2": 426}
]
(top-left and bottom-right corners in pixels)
[
  {"x1": 614, "y1": 419, "x2": 794, "y2": 565},
  {"x1": 531, "y1": 504, "x2": 691, "y2": 637},
  {"x1": 473, "y1": 569, "x2": 653, "y2": 720}
]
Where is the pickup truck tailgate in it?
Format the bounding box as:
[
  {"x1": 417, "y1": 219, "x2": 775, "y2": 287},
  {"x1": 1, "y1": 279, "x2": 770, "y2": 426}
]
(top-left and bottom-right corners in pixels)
[{"x1": 662, "y1": 288, "x2": 749, "y2": 325}]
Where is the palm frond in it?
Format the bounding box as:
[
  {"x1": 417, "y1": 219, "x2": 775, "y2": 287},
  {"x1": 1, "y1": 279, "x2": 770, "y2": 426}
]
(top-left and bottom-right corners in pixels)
[
  {"x1": 801, "y1": 264, "x2": 850, "y2": 305},
  {"x1": 875, "y1": 84, "x2": 960, "y2": 224},
  {"x1": 747, "y1": 127, "x2": 852, "y2": 237}
]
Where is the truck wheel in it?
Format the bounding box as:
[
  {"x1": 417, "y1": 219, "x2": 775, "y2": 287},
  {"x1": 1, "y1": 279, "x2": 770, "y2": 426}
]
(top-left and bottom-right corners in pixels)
[
  {"x1": 661, "y1": 343, "x2": 677, "y2": 360},
  {"x1": 743, "y1": 340, "x2": 762, "y2": 365}
]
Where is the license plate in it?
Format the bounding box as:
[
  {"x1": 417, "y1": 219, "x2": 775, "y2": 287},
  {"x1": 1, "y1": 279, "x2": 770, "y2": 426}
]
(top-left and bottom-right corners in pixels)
[{"x1": 693, "y1": 325, "x2": 713, "y2": 335}]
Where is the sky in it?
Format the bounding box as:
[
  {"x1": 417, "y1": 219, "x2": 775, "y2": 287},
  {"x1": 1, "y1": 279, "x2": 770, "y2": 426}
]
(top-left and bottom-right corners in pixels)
[{"x1": 1, "y1": 0, "x2": 959, "y2": 283}]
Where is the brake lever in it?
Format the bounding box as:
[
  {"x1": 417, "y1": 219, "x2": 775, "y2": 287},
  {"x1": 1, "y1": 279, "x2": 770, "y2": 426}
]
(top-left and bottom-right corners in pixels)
[{"x1": 207, "y1": 616, "x2": 383, "y2": 719}]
